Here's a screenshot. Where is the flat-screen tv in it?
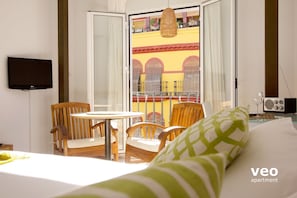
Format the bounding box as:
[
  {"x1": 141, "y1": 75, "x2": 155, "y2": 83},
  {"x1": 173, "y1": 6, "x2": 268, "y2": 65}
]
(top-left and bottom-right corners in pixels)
[{"x1": 7, "y1": 57, "x2": 53, "y2": 90}]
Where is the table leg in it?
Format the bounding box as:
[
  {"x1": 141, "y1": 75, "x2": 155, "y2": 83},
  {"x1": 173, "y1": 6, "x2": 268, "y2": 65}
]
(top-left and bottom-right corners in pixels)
[{"x1": 104, "y1": 119, "x2": 112, "y2": 160}]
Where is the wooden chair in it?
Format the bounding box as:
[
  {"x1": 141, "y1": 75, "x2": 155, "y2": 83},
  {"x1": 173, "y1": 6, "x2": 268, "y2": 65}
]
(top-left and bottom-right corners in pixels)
[
  {"x1": 125, "y1": 102, "x2": 204, "y2": 163},
  {"x1": 50, "y1": 102, "x2": 119, "y2": 160}
]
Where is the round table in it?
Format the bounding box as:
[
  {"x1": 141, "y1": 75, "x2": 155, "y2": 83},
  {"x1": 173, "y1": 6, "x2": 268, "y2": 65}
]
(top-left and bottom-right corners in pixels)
[{"x1": 71, "y1": 111, "x2": 143, "y2": 160}]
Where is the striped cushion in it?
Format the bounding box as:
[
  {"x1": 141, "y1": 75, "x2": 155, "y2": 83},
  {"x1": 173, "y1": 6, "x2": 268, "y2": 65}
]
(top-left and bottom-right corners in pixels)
[
  {"x1": 151, "y1": 106, "x2": 249, "y2": 166},
  {"x1": 57, "y1": 153, "x2": 227, "y2": 198}
]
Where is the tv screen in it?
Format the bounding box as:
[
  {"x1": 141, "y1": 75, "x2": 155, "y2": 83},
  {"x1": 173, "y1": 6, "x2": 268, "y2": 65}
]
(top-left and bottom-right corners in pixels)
[{"x1": 7, "y1": 57, "x2": 53, "y2": 90}]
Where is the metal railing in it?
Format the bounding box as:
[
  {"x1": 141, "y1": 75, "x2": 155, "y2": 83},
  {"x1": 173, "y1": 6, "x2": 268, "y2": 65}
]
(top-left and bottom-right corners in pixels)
[{"x1": 132, "y1": 91, "x2": 200, "y2": 127}]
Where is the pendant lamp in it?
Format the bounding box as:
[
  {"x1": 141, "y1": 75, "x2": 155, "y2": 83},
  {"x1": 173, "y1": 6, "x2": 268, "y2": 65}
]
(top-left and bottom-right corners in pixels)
[{"x1": 160, "y1": 0, "x2": 177, "y2": 38}]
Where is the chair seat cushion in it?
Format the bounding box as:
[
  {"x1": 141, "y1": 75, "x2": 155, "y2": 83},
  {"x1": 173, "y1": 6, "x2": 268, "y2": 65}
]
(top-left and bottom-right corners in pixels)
[
  {"x1": 67, "y1": 137, "x2": 116, "y2": 149},
  {"x1": 126, "y1": 137, "x2": 171, "y2": 153}
]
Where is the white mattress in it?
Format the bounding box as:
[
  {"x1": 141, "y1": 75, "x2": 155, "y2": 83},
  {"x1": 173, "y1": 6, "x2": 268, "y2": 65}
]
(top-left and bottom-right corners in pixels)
[
  {"x1": 0, "y1": 151, "x2": 147, "y2": 198},
  {"x1": 221, "y1": 118, "x2": 297, "y2": 198}
]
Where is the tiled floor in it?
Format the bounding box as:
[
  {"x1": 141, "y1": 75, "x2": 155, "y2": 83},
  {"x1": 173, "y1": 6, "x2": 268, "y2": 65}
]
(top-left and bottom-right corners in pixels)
[
  {"x1": 117, "y1": 153, "x2": 146, "y2": 164},
  {"x1": 97, "y1": 153, "x2": 145, "y2": 164}
]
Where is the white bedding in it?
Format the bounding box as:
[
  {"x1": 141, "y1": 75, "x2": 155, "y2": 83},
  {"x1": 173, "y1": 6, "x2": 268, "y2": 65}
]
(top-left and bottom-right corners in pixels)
[
  {"x1": 2, "y1": 118, "x2": 297, "y2": 198},
  {"x1": 0, "y1": 151, "x2": 147, "y2": 198},
  {"x1": 221, "y1": 117, "x2": 297, "y2": 198}
]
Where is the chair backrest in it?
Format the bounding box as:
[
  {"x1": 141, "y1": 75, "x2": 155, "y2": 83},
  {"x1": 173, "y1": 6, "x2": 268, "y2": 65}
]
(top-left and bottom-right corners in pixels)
[
  {"x1": 158, "y1": 102, "x2": 205, "y2": 149},
  {"x1": 51, "y1": 102, "x2": 93, "y2": 140},
  {"x1": 170, "y1": 102, "x2": 204, "y2": 128}
]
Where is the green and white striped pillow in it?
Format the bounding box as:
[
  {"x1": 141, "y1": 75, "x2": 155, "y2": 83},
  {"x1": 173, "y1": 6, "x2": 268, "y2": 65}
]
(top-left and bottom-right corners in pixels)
[
  {"x1": 57, "y1": 153, "x2": 227, "y2": 198},
  {"x1": 151, "y1": 106, "x2": 249, "y2": 166}
]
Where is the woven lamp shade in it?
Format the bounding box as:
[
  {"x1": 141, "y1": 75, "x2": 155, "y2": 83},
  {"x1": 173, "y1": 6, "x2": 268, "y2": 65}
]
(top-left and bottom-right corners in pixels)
[{"x1": 160, "y1": 8, "x2": 177, "y2": 38}]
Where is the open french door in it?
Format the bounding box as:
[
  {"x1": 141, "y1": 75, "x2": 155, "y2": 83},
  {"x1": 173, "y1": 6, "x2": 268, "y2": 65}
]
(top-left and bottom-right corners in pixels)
[
  {"x1": 87, "y1": 12, "x2": 128, "y2": 151},
  {"x1": 200, "y1": 0, "x2": 237, "y2": 113}
]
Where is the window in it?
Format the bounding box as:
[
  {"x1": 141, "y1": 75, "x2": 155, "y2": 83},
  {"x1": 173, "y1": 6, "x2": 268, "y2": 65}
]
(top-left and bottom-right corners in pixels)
[
  {"x1": 144, "y1": 58, "x2": 163, "y2": 95},
  {"x1": 183, "y1": 56, "x2": 200, "y2": 95},
  {"x1": 132, "y1": 59, "x2": 142, "y2": 93}
]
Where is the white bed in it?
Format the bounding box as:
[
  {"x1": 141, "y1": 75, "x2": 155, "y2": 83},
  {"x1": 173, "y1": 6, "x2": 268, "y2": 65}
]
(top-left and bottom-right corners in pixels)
[
  {"x1": 0, "y1": 151, "x2": 147, "y2": 198},
  {"x1": 1, "y1": 117, "x2": 297, "y2": 198},
  {"x1": 221, "y1": 117, "x2": 297, "y2": 198}
]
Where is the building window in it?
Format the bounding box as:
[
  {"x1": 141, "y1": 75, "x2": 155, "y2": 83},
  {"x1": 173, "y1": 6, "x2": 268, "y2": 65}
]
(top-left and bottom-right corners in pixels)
[
  {"x1": 145, "y1": 58, "x2": 163, "y2": 95},
  {"x1": 183, "y1": 56, "x2": 199, "y2": 95},
  {"x1": 132, "y1": 59, "x2": 143, "y2": 93}
]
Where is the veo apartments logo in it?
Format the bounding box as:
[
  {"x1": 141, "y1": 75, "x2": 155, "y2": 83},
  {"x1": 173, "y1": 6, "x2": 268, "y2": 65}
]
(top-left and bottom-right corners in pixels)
[{"x1": 250, "y1": 167, "x2": 279, "y2": 183}]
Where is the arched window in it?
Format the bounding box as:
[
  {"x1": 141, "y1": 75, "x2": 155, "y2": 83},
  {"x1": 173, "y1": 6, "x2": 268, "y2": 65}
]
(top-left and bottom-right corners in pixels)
[
  {"x1": 145, "y1": 58, "x2": 163, "y2": 95},
  {"x1": 183, "y1": 56, "x2": 199, "y2": 95},
  {"x1": 132, "y1": 59, "x2": 143, "y2": 93}
]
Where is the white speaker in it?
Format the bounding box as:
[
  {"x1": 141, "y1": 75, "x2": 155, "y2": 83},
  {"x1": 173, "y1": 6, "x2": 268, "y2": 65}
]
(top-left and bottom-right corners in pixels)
[{"x1": 263, "y1": 97, "x2": 297, "y2": 113}]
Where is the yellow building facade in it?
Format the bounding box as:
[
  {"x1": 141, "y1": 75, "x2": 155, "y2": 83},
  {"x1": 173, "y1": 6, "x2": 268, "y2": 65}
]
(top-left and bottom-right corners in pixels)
[{"x1": 131, "y1": 25, "x2": 200, "y2": 127}]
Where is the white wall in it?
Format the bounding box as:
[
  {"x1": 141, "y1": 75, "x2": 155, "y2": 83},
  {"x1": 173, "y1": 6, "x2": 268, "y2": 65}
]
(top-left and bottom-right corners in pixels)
[
  {"x1": 0, "y1": 0, "x2": 58, "y2": 153},
  {"x1": 295, "y1": 1, "x2": 297, "y2": 93},
  {"x1": 279, "y1": 0, "x2": 297, "y2": 98},
  {"x1": 69, "y1": 0, "x2": 107, "y2": 102},
  {"x1": 293, "y1": 0, "x2": 296, "y2": 95},
  {"x1": 126, "y1": 0, "x2": 201, "y2": 14},
  {"x1": 236, "y1": 0, "x2": 265, "y2": 112},
  {"x1": 237, "y1": 0, "x2": 297, "y2": 113}
]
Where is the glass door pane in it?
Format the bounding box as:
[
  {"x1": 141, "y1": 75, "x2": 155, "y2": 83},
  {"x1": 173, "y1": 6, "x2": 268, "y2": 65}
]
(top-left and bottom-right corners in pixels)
[
  {"x1": 87, "y1": 12, "x2": 127, "y2": 150},
  {"x1": 201, "y1": 0, "x2": 236, "y2": 114}
]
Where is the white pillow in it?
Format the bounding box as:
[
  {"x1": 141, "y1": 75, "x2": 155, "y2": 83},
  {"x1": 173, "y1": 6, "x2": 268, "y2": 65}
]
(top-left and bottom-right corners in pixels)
[
  {"x1": 57, "y1": 153, "x2": 227, "y2": 198},
  {"x1": 220, "y1": 117, "x2": 297, "y2": 198}
]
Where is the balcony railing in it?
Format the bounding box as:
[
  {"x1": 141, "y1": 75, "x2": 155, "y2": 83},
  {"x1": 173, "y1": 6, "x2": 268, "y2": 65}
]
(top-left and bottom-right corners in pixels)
[
  {"x1": 134, "y1": 80, "x2": 199, "y2": 95},
  {"x1": 132, "y1": 91, "x2": 200, "y2": 127}
]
